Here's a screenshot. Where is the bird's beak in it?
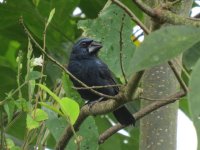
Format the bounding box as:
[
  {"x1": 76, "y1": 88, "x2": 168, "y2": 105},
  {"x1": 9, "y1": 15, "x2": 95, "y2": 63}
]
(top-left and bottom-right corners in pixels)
[{"x1": 88, "y1": 41, "x2": 102, "y2": 54}]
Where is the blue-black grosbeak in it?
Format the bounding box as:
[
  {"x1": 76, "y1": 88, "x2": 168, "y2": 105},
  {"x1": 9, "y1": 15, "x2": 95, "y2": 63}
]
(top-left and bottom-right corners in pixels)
[{"x1": 68, "y1": 38, "x2": 135, "y2": 125}]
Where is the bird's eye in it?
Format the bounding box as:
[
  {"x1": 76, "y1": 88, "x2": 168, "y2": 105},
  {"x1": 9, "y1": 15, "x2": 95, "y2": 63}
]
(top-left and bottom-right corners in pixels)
[{"x1": 81, "y1": 42, "x2": 87, "y2": 46}]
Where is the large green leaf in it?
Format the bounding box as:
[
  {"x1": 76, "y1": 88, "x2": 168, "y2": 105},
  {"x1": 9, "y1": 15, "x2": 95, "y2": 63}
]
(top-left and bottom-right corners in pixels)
[
  {"x1": 188, "y1": 58, "x2": 200, "y2": 149},
  {"x1": 78, "y1": 4, "x2": 136, "y2": 78},
  {"x1": 130, "y1": 25, "x2": 200, "y2": 72},
  {"x1": 7, "y1": 113, "x2": 27, "y2": 140},
  {"x1": 0, "y1": 0, "x2": 79, "y2": 52},
  {"x1": 45, "y1": 116, "x2": 67, "y2": 142},
  {"x1": 60, "y1": 97, "x2": 80, "y2": 124},
  {"x1": 67, "y1": 116, "x2": 99, "y2": 150},
  {"x1": 62, "y1": 73, "x2": 83, "y2": 105},
  {"x1": 31, "y1": 108, "x2": 48, "y2": 122},
  {"x1": 26, "y1": 114, "x2": 40, "y2": 130}
]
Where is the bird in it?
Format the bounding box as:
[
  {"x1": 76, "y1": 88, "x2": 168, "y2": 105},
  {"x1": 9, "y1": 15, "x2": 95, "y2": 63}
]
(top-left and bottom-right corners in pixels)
[{"x1": 67, "y1": 37, "x2": 135, "y2": 125}]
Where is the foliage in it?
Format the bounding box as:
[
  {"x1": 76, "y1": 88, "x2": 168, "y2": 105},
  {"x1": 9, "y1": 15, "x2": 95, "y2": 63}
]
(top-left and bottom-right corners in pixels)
[{"x1": 0, "y1": 0, "x2": 200, "y2": 150}]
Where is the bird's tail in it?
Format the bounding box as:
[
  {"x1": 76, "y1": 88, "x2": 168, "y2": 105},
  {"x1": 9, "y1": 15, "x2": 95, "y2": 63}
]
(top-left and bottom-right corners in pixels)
[{"x1": 113, "y1": 106, "x2": 135, "y2": 125}]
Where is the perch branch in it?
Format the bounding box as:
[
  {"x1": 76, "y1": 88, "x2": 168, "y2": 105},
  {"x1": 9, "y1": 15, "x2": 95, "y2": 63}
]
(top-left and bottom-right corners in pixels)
[
  {"x1": 98, "y1": 91, "x2": 185, "y2": 144},
  {"x1": 55, "y1": 87, "x2": 142, "y2": 149}
]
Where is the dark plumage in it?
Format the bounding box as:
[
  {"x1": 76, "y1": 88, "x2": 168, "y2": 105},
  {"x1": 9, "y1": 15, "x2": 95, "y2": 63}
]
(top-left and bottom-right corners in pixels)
[{"x1": 68, "y1": 38, "x2": 135, "y2": 125}]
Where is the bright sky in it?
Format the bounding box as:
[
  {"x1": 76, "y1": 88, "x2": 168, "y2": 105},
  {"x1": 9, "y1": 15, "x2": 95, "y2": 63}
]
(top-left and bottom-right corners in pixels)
[{"x1": 177, "y1": 110, "x2": 197, "y2": 150}]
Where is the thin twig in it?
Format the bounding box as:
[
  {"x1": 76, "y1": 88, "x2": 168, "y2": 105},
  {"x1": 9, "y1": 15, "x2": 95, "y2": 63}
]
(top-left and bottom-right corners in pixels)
[
  {"x1": 19, "y1": 17, "x2": 115, "y2": 100},
  {"x1": 34, "y1": 20, "x2": 48, "y2": 117},
  {"x1": 132, "y1": 0, "x2": 157, "y2": 19},
  {"x1": 0, "y1": 82, "x2": 27, "y2": 106},
  {"x1": 98, "y1": 91, "x2": 185, "y2": 144},
  {"x1": 168, "y1": 60, "x2": 188, "y2": 93},
  {"x1": 111, "y1": 0, "x2": 150, "y2": 34},
  {"x1": 73, "y1": 84, "x2": 122, "y2": 90},
  {"x1": 119, "y1": 14, "x2": 128, "y2": 84},
  {"x1": 16, "y1": 51, "x2": 23, "y2": 98}
]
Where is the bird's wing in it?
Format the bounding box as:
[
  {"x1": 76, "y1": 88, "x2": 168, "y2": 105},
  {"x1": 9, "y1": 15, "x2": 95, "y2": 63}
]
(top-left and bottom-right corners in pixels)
[{"x1": 98, "y1": 64, "x2": 119, "y2": 94}]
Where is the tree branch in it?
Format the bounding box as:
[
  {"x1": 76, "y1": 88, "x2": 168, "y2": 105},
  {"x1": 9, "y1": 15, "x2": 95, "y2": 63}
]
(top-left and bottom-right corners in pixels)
[
  {"x1": 119, "y1": 13, "x2": 128, "y2": 84},
  {"x1": 132, "y1": 0, "x2": 200, "y2": 27},
  {"x1": 98, "y1": 91, "x2": 185, "y2": 144},
  {"x1": 55, "y1": 89, "x2": 142, "y2": 149}
]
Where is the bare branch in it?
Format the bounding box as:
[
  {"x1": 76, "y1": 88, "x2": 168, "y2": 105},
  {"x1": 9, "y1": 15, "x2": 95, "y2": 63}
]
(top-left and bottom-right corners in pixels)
[
  {"x1": 119, "y1": 14, "x2": 128, "y2": 84},
  {"x1": 168, "y1": 60, "x2": 188, "y2": 93},
  {"x1": 98, "y1": 91, "x2": 185, "y2": 144}
]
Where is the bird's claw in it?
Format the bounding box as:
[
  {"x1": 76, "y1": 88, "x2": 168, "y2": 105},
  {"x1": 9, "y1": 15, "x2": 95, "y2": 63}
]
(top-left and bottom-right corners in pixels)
[{"x1": 87, "y1": 97, "x2": 104, "y2": 113}]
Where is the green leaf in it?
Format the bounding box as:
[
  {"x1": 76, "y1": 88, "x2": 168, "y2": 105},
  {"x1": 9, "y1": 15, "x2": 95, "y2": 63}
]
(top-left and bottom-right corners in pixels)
[
  {"x1": 79, "y1": 0, "x2": 107, "y2": 18},
  {"x1": 0, "y1": 0, "x2": 79, "y2": 54},
  {"x1": 11, "y1": 146, "x2": 21, "y2": 150},
  {"x1": 39, "y1": 102, "x2": 64, "y2": 116},
  {"x1": 59, "y1": 97, "x2": 80, "y2": 124},
  {"x1": 15, "y1": 98, "x2": 30, "y2": 112},
  {"x1": 179, "y1": 97, "x2": 191, "y2": 118},
  {"x1": 78, "y1": 4, "x2": 136, "y2": 78},
  {"x1": 68, "y1": 117, "x2": 99, "y2": 150},
  {"x1": 45, "y1": 116, "x2": 67, "y2": 141},
  {"x1": 26, "y1": 114, "x2": 40, "y2": 130},
  {"x1": 28, "y1": 71, "x2": 42, "y2": 80},
  {"x1": 188, "y1": 58, "x2": 200, "y2": 149},
  {"x1": 46, "y1": 8, "x2": 55, "y2": 27},
  {"x1": 32, "y1": 0, "x2": 40, "y2": 7},
  {"x1": 28, "y1": 80, "x2": 36, "y2": 99},
  {"x1": 31, "y1": 108, "x2": 48, "y2": 122},
  {"x1": 62, "y1": 73, "x2": 83, "y2": 104},
  {"x1": 183, "y1": 41, "x2": 200, "y2": 70},
  {"x1": 5, "y1": 40, "x2": 20, "y2": 69},
  {"x1": 38, "y1": 84, "x2": 60, "y2": 102},
  {"x1": 6, "y1": 138, "x2": 15, "y2": 149},
  {"x1": 130, "y1": 25, "x2": 200, "y2": 72},
  {"x1": 4, "y1": 99, "x2": 15, "y2": 122},
  {"x1": 6, "y1": 113, "x2": 26, "y2": 140}
]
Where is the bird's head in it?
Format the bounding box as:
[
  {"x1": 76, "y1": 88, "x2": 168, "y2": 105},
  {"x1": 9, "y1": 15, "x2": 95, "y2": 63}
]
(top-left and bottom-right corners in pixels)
[{"x1": 71, "y1": 38, "x2": 102, "y2": 57}]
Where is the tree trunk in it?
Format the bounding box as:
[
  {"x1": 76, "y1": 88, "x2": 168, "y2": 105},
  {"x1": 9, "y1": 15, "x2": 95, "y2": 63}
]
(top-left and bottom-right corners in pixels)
[{"x1": 139, "y1": 1, "x2": 193, "y2": 150}]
